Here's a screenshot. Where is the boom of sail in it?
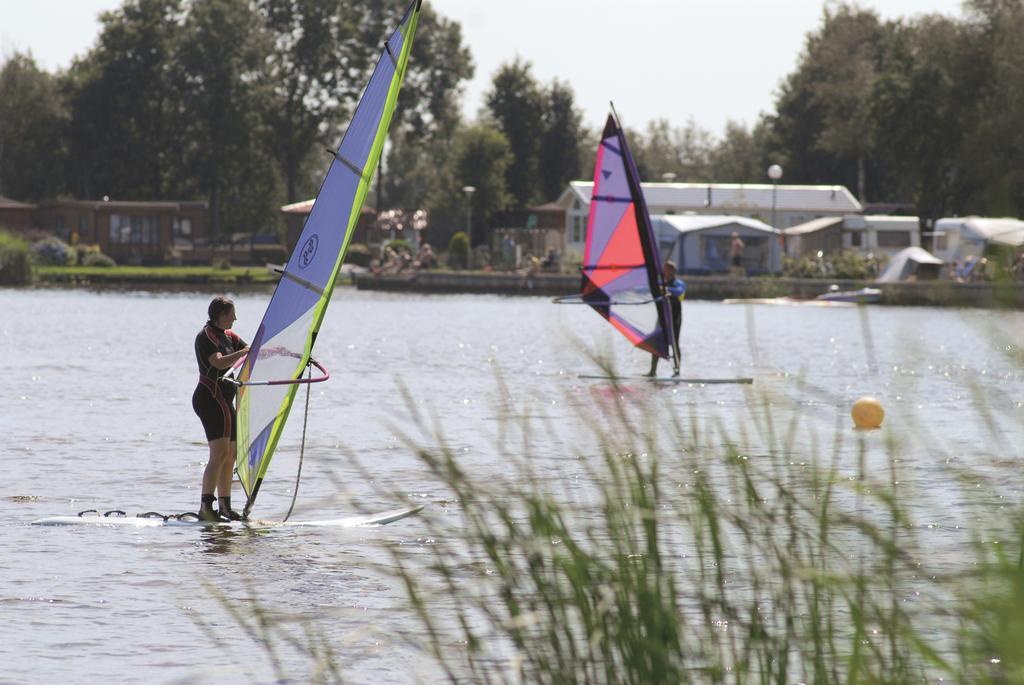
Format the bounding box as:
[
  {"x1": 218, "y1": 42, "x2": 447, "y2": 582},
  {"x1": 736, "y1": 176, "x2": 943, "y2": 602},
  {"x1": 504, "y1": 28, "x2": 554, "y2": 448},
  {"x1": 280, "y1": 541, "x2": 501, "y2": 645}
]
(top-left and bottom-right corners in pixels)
[
  {"x1": 557, "y1": 110, "x2": 675, "y2": 361},
  {"x1": 232, "y1": 0, "x2": 422, "y2": 517}
]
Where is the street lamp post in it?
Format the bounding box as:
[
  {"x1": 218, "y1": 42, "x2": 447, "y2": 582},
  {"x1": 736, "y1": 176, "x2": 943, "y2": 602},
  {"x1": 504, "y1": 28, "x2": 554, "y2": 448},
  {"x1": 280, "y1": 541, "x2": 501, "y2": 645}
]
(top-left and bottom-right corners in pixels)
[
  {"x1": 768, "y1": 164, "x2": 783, "y2": 270},
  {"x1": 462, "y1": 185, "x2": 476, "y2": 244}
]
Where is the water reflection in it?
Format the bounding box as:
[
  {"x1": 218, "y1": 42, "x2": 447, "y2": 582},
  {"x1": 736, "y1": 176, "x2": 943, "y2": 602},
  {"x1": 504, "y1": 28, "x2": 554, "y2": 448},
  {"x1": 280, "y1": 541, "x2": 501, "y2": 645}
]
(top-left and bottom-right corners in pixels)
[{"x1": 196, "y1": 525, "x2": 258, "y2": 555}]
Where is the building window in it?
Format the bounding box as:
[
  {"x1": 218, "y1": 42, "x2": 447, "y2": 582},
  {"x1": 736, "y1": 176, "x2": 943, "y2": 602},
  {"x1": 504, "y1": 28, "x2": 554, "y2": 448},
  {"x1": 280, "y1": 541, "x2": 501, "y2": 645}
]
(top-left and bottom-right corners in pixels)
[
  {"x1": 699, "y1": 235, "x2": 730, "y2": 270},
  {"x1": 877, "y1": 230, "x2": 911, "y2": 248},
  {"x1": 110, "y1": 214, "x2": 160, "y2": 245},
  {"x1": 851, "y1": 232, "x2": 862, "y2": 247},
  {"x1": 933, "y1": 233, "x2": 947, "y2": 251},
  {"x1": 571, "y1": 215, "x2": 585, "y2": 243},
  {"x1": 173, "y1": 217, "x2": 192, "y2": 238},
  {"x1": 52, "y1": 214, "x2": 69, "y2": 241}
]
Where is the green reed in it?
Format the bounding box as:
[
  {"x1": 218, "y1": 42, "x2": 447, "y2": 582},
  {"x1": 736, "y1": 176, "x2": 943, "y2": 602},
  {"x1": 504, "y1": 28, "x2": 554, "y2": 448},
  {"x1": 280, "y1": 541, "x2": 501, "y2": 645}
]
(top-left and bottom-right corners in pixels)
[
  {"x1": 374, "y1": 358, "x2": 1024, "y2": 684},
  {"x1": 214, "y1": 316, "x2": 1024, "y2": 684}
]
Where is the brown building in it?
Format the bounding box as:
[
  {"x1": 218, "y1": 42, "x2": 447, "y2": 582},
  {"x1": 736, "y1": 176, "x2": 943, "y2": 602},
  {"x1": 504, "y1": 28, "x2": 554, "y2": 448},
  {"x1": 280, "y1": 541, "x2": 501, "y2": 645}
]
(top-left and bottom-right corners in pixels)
[
  {"x1": 280, "y1": 200, "x2": 378, "y2": 252},
  {"x1": 0, "y1": 196, "x2": 37, "y2": 230},
  {"x1": 10, "y1": 198, "x2": 207, "y2": 265},
  {"x1": 492, "y1": 201, "x2": 568, "y2": 259}
]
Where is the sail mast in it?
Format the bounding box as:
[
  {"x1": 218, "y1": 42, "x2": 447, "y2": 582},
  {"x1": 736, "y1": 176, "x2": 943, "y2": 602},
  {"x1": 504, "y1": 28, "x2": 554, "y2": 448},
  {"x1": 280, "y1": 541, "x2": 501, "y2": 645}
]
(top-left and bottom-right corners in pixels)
[{"x1": 608, "y1": 105, "x2": 674, "y2": 361}]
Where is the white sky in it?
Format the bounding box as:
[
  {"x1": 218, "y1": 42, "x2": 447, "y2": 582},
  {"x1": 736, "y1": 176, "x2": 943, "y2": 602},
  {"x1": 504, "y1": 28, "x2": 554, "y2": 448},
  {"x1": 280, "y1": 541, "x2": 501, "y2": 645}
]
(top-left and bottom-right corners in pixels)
[{"x1": 1, "y1": 0, "x2": 966, "y2": 137}]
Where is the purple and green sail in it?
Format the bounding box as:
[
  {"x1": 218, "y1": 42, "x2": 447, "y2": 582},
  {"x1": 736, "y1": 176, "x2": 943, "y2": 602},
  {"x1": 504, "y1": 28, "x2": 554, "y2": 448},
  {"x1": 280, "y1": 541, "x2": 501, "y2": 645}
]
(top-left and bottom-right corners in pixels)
[{"x1": 233, "y1": 0, "x2": 422, "y2": 516}]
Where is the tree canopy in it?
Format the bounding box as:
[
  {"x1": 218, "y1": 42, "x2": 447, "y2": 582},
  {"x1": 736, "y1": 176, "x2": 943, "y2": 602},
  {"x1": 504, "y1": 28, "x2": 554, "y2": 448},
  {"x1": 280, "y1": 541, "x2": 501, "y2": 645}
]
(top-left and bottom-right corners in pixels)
[
  {"x1": 0, "y1": 53, "x2": 67, "y2": 201},
  {"x1": 1, "y1": 0, "x2": 1023, "y2": 248}
]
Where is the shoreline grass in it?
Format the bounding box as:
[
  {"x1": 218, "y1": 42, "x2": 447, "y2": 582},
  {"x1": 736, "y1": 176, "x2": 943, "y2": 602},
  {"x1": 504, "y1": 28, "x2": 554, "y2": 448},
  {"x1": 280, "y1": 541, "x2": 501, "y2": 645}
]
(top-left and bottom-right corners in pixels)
[{"x1": 34, "y1": 264, "x2": 282, "y2": 285}]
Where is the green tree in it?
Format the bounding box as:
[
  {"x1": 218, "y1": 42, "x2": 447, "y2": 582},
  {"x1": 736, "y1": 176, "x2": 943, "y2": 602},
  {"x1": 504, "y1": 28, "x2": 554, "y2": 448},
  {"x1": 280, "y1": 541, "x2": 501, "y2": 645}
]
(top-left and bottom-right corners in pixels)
[
  {"x1": 805, "y1": 4, "x2": 887, "y2": 201},
  {"x1": 484, "y1": 59, "x2": 543, "y2": 208},
  {"x1": 383, "y1": 129, "x2": 447, "y2": 211},
  {"x1": 0, "y1": 53, "x2": 67, "y2": 201},
  {"x1": 174, "y1": 0, "x2": 280, "y2": 240},
  {"x1": 537, "y1": 79, "x2": 584, "y2": 201},
  {"x1": 431, "y1": 123, "x2": 511, "y2": 248},
  {"x1": 63, "y1": 0, "x2": 183, "y2": 200},
  {"x1": 257, "y1": 0, "x2": 368, "y2": 203},
  {"x1": 962, "y1": 0, "x2": 1024, "y2": 216},
  {"x1": 708, "y1": 118, "x2": 775, "y2": 183},
  {"x1": 393, "y1": 3, "x2": 474, "y2": 145},
  {"x1": 383, "y1": 3, "x2": 475, "y2": 210},
  {"x1": 769, "y1": 4, "x2": 891, "y2": 201},
  {"x1": 632, "y1": 117, "x2": 714, "y2": 182},
  {"x1": 870, "y1": 15, "x2": 984, "y2": 226}
]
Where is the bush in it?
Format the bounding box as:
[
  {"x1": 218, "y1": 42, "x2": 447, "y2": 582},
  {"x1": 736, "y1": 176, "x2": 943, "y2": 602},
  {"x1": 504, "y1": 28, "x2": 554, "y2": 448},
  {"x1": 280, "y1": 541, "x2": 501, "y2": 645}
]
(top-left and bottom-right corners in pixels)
[
  {"x1": 385, "y1": 238, "x2": 414, "y2": 255},
  {"x1": 212, "y1": 257, "x2": 233, "y2": 270},
  {"x1": 0, "y1": 230, "x2": 33, "y2": 285},
  {"x1": 346, "y1": 243, "x2": 372, "y2": 268},
  {"x1": 74, "y1": 243, "x2": 102, "y2": 266},
  {"x1": 447, "y1": 231, "x2": 470, "y2": 270},
  {"x1": 562, "y1": 248, "x2": 583, "y2": 274},
  {"x1": 783, "y1": 249, "x2": 882, "y2": 279},
  {"x1": 81, "y1": 251, "x2": 116, "y2": 268},
  {"x1": 163, "y1": 246, "x2": 183, "y2": 266},
  {"x1": 30, "y1": 236, "x2": 75, "y2": 266}
]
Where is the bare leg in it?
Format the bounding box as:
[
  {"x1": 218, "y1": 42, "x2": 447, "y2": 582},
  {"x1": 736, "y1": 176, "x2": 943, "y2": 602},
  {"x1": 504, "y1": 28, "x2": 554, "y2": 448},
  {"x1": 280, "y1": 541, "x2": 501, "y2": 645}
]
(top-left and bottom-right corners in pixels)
[
  {"x1": 202, "y1": 437, "x2": 230, "y2": 494},
  {"x1": 199, "y1": 437, "x2": 230, "y2": 519},
  {"x1": 216, "y1": 441, "x2": 235, "y2": 498},
  {"x1": 644, "y1": 354, "x2": 658, "y2": 377}
]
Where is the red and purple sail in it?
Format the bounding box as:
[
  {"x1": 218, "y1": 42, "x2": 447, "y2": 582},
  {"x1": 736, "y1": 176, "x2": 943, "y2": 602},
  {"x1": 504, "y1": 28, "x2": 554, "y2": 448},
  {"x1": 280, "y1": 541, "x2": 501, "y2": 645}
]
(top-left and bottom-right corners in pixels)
[{"x1": 561, "y1": 111, "x2": 674, "y2": 360}]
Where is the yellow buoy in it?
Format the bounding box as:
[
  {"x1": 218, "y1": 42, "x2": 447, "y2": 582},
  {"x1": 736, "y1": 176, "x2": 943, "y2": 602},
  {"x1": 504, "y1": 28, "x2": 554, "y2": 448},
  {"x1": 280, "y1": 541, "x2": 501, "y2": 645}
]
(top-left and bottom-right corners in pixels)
[{"x1": 851, "y1": 396, "x2": 884, "y2": 429}]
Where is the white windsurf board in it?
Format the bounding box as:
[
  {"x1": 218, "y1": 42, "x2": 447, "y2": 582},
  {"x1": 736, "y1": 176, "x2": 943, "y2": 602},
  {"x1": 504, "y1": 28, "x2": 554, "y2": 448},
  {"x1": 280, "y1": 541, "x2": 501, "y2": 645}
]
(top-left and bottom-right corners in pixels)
[{"x1": 31, "y1": 505, "x2": 423, "y2": 529}]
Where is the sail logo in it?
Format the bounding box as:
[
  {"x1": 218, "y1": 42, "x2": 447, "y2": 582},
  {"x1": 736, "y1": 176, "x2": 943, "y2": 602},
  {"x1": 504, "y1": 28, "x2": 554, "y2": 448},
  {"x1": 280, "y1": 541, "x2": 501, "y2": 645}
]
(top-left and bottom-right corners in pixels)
[{"x1": 298, "y1": 234, "x2": 319, "y2": 268}]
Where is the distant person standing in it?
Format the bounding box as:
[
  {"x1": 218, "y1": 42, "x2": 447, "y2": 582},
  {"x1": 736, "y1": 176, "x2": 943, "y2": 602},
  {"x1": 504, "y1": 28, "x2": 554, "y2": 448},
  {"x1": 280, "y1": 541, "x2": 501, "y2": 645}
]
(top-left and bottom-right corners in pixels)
[
  {"x1": 193, "y1": 296, "x2": 249, "y2": 521},
  {"x1": 647, "y1": 260, "x2": 686, "y2": 377},
  {"x1": 729, "y1": 232, "x2": 745, "y2": 275}
]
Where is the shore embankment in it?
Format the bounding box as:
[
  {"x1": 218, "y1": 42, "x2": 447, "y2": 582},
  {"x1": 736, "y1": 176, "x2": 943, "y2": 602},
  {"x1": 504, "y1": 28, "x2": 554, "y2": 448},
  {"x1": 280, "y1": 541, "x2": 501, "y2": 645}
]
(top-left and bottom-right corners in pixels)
[
  {"x1": 33, "y1": 265, "x2": 279, "y2": 287},
  {"x1": 24, "y1": 266, "x2": 1024, "y2": 307},
  {"x1": 354, "y1": 270, "x2": 1024, "y2": 308}
]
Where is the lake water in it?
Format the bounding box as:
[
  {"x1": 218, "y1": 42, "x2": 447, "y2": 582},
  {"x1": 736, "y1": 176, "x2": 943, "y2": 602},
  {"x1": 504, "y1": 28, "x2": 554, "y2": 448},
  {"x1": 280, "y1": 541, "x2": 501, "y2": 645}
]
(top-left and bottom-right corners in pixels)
[{"x1": 2, "y1": 286, "x2": 1022, "y2": 683}]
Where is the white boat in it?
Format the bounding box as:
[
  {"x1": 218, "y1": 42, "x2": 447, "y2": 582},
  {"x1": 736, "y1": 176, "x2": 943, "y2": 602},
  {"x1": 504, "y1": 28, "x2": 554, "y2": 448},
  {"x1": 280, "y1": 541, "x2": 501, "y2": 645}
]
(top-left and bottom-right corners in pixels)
[{"x1": 815, "y1": 285, "x2": 882, "y2": 304}]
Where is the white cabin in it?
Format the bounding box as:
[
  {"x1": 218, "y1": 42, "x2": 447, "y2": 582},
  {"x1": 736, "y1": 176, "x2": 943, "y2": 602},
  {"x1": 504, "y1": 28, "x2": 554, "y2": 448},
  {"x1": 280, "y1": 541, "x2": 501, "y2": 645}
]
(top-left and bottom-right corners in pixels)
[
  {"x1": 784, "y1": 215, "x2": 919, "y2": 258},
  {"x1": 930, "y1": 217, "x2": 1024, "y2": 263},
  {"x1": 557, "y1": 181, "x2": 861, "y2": 257},
  {"x1": 652, "y1": 214, "x2": 782, "y2": 275}
]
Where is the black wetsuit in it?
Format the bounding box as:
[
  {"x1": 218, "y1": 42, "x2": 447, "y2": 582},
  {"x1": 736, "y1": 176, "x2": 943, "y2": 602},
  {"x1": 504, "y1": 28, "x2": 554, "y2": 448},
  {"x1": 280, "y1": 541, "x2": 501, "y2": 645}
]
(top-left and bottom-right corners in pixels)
[{"x1": 192, "y1": 324, "x2": 247, "y2": 441}]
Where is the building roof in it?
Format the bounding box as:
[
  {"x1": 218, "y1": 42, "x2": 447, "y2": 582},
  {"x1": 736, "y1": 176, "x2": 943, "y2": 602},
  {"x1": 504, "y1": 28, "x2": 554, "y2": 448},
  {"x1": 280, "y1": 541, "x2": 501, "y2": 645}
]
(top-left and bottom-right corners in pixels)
[
  {"x1": 844, "y1": 214, "x2": 919, "y2": 229},
  {"x1": 0, "y1": 196, "x2": 37, "y2": 210},
  {"x1": 934, "y1": 217, "x2": 1024, "y2": 247},
  {"x1": 561, "y1": 181, "x2": 862, "y2": 213},
  {"x1": 653, "y1": 214, "x2": 778, "y2": 235},
  {"x1": 37, "y1": 199, "x2": 206, "y2": 211},
  {"x1": 784, "y1": 216, "x2": 843, "y2": 236}
]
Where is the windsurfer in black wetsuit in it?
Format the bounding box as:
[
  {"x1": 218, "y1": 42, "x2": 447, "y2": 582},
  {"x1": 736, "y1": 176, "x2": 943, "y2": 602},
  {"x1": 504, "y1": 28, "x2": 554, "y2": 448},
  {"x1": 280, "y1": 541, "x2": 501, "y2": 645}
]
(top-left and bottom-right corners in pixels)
[
  {"x1": 193, "y1": 296, "x2": 249, "y2": 521},
  {"x1": 646, "y1": 260, "x2": 686, "y2": 377}
]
